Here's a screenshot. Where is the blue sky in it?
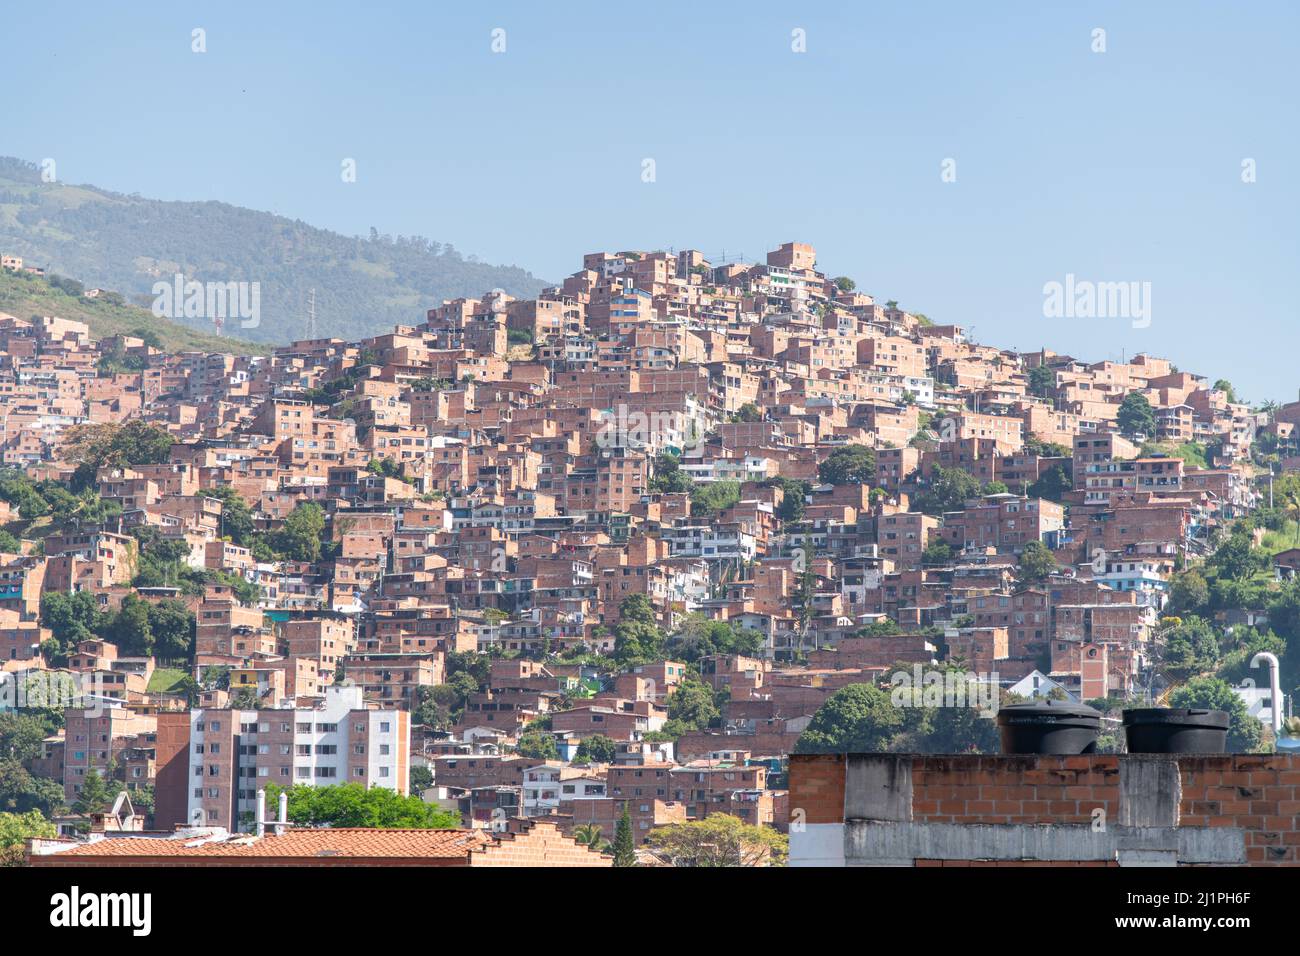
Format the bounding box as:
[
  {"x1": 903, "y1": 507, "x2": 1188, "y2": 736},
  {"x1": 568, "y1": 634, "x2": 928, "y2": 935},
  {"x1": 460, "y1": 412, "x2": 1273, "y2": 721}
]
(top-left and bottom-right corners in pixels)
[{"x1": 4, "y1": 1, "x2": 1297, "y2": 401}]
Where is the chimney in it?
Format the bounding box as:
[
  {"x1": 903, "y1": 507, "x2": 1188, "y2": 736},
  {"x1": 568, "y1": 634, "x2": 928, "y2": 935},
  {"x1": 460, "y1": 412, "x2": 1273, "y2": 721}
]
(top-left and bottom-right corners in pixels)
[
  {"x1": 275, "y1": 791, "x2": 288, "y2": 836},
  {"x1": 255, "y1": 789, "x2": 266, "y2": 838}
]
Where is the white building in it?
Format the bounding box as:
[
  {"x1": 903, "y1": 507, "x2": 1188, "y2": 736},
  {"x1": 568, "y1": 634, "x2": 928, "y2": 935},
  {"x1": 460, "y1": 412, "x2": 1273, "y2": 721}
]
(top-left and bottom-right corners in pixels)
[{"x1": 186, "y1": 685, "x2": 408, "y2": 830}]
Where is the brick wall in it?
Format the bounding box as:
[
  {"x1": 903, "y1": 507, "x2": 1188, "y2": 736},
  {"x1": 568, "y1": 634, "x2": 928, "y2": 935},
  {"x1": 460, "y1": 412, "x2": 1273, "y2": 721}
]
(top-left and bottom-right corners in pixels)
[
  {"x1": 909, "y1": 755, "x2": 1119, "y2": 826},
  {"x1": 1178, "y1": 755, "x2": 1300, "y2": 865},
  {"x1": 790, "y1": 753, "x2": 1300, "y2": 866},
  {"x1": 470, "y1": 820, "x2": 612, "y2": 867},
  {"x1": 152, "y1": 713, "x2": 191, "y2": 831},
  {"x1": 788, "y1": 754, "x2": 845, "y2": 828}
]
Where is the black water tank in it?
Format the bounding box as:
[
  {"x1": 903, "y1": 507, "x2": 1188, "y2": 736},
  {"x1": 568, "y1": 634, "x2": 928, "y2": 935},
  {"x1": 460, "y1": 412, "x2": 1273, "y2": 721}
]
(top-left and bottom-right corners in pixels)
[
  {"x1": 1122, "y1": 708, "x2": 1229, "y2": 753},
  {"x1": 997, "y1": 700, "x2": 1102, "y2": 755}
]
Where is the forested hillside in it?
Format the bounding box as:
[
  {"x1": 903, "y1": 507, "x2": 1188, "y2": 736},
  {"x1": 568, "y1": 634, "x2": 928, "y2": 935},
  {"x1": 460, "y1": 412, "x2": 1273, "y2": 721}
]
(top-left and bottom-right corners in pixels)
[{"x1": 0, "y1": 157, "x2": 549, "y2": 344}]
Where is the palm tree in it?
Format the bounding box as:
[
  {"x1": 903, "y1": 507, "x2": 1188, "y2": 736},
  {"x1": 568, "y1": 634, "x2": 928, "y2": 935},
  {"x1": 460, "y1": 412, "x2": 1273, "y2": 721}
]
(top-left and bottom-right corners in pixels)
[{"x1": 573, "y1": 824, "x2": 610, "y2": 853}]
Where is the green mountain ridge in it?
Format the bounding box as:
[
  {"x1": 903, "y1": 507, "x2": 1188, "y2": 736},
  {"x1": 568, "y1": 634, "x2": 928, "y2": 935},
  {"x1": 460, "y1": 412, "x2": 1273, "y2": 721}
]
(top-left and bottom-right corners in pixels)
[
  {"x1": 0, "y1": 156, "x2": 550, "y2": 345},
  {"x1": 0, "y1": 267, "x2": 269, "y2": 355}
]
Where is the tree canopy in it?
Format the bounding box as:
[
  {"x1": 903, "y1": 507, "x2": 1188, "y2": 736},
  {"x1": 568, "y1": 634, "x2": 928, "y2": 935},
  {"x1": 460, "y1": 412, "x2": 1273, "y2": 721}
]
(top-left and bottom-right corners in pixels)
[
  {"x1": 645, "y1": 814, "x2": 787, "y2": 866},
  {"x1": 818, "y1": 444, "x2": 875, "y2": 486},
  {"x1": 1117, "y1": 392, "x2": 1156, "y2": 439},
  {"x1": 262, "y1": 782, "x2": 459, "y2": 829}
]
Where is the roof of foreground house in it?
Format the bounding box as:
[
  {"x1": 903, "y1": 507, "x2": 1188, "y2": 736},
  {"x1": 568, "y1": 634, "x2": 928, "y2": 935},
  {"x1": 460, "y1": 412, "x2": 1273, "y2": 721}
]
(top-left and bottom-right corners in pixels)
[{"x1": 29, "y1": 826, "x2": 493, "y2": 864}]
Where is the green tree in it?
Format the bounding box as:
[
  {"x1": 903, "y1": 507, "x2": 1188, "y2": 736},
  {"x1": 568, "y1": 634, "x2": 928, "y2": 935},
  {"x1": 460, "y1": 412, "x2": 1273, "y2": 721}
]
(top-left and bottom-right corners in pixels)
[
  {"x1": 915, "y1": 466, "x2": 981, "y2": 515},
  {"x1": 572, "y1": 823, "x2": 610, "y2": 853},
  {"x1": 818, "y1": 445, "x2": 875, "y2": 485},
  {"x1": 0, "y1": 809, "x2": 56, "y2": 866},
  {"x1": 1027, "y1": 364, "x2": 1056, "y2": 399},
  {"x1": 1117, "y1": 392, "x2": 1156, "y2": 439},
  {"x1": 105, "y1": 594, "x2": 154, "y2": 656},
  {"x1": 147, "y1": 598, "x2": 195, "y2": 663},
  {"x1": 204, "y1": 485, "x2": 256, "y2": 547},
  {"x1": 795, "y1": 684, "x2": 903, "y2": 753},
  {"x1": 412, "y1": 675, "x2": 477, "y2": 730},
  {"x1": 0, "y1": 760, "x2": 65, "y2": 816},
  {"x1": 1016, "y1": 541, "x2": 1059, "y2": 584},
  {"x1": 1268, "y1": 581, "x2": 1300, "y2": 641},
  {"x1": 612, "y1": 595, "x2": 664, "y2": 666},
  {"x1": 409, "y1": 766, "x2": 434, "y2": 793},
  {"x1": 665, "y1": 615, "x2": 763, "y2": 663},
  {"x1": 129, "y1": 327, "x2": 163, "y2": 349},
  {"x1": 271, "y1": 503, "x2": 326, "y2": 563},
  {"x1": 73, "y1": 768, "x2": 119, "y2": 816},
  {"x1": 856, "y1": 619, "x2": 903, "y2": 637},
  {"x1": 917, "y1": 692, "x2": 1001, "y2": 753},
  {"x1": 763, "y1": 477, "x2": 811, "y2": 524},
  {"x1": 574, "y1": 734, "x2": 617, "y2": 764},
  {"x1": 690, "y1": 480, "x2": 741, "y2": 518},
  {"x1": 649, "y1": 453, "x2": 693, "y2": 494},
  {"x1": 38, "y1": 590, "x2": 104, "y2": 664},
  {"x1": 1161, "y1": 616, "x2": 1221, "y2": 681},
  {"x1": 1214, "y1": 627, "x2": 1287, "y2": 686},
  {"x1": 1027, "y1": 464, "x2": 1072, "y2": 503},
  {"x1": 921, "y1": 539, "x2": 954, "y2": 566},
  {"x1": 64, "y1": 419, "x2": 175, "y2": 491},
  {"x1": 1207, "y1": 527, "x2": 1269, "y2": 582},
  {"x1": 1167, "y1": 569, "x2": 1210, "y2": 616},
  {"x1": 0, "y1": 713, "x2": 51, "y2": 763},
  {"x1": 1024, "y1": 437, "x2": 1071, "y2": 458},
  {"x1": 262, "y1": 782, "x2": 459, "y2": 829},
  {"x1": 515, "y1": 732, "x2": 558, "y2": 761},
  {"x1": 612, "y1": 802, "x2": 637, "y2": 867},
  {"x1": 666, "y1": 678, "x2": 720, "y2": 732},
  {"x1": 645, "y1": 814, "x2": 787, "y2": 866}
]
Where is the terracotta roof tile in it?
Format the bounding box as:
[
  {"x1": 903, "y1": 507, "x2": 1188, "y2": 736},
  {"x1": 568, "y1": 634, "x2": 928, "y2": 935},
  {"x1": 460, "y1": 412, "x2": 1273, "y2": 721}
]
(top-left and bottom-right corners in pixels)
[{"x1": 43, "y1": 828, "x2": 491, "y2": 860}]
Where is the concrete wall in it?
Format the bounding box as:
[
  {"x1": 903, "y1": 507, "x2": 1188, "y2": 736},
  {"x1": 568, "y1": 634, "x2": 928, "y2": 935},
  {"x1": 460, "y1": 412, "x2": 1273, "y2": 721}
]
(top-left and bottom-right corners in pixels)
[{"x1": 789, "y1": 753, "x2": 1300, "y2": 867}]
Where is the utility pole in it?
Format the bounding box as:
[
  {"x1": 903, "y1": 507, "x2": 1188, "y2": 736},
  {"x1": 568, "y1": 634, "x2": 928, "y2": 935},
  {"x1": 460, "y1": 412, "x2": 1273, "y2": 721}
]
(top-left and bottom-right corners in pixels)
[{"x1": 306, "y1": 288, "x2": 317, "y2": 340}]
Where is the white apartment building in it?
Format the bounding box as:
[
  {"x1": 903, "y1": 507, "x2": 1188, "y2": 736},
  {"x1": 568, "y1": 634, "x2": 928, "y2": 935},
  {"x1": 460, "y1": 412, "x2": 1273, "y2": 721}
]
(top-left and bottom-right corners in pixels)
[
  {"x1": 185, "y1": 685, "x2": 409, "y2": 830},
  {"x1": 521, "y1": 763, "x2": 607, "y2": 815}
]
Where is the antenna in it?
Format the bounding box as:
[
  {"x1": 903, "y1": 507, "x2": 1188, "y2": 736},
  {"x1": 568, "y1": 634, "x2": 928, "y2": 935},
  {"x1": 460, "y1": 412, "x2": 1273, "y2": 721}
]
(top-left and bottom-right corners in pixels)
[{"x1": 306, "y1": 288, "x2": 317, "y2": 339}]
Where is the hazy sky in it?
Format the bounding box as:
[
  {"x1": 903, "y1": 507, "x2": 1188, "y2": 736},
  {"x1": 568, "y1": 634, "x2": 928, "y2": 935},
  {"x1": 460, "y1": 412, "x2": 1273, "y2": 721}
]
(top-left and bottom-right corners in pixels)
[{"x1": 5, "y1": 1, "x2": 1297, "y2": 402}]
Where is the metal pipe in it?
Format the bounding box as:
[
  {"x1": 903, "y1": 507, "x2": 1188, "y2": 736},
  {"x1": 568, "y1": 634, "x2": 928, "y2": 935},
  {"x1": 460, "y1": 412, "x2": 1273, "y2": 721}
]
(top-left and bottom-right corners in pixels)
[{"x1": 1251, "y1": 652, "x2": 1283, "y2": 736}]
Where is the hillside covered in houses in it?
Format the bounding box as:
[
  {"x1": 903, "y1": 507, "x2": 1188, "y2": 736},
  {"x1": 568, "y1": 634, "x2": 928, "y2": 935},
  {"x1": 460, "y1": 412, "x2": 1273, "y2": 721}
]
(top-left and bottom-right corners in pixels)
[{"x1": 1, "y1": 238, "x2": 1298, "y2": 867}]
